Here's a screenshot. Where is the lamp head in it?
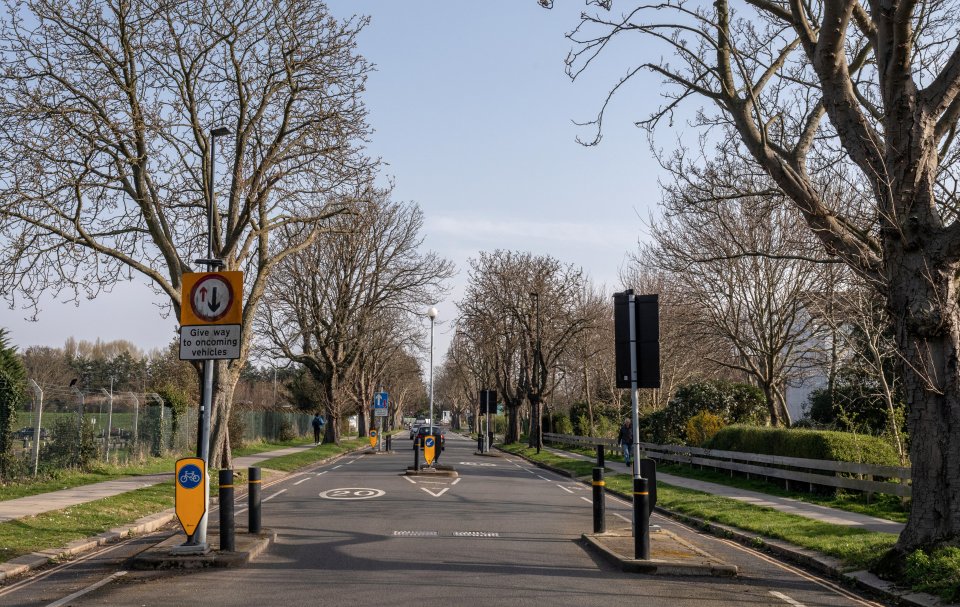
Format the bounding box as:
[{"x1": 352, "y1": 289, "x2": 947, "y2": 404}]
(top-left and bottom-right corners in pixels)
[
  {"x1": 427, "y1": 306, "x2": 438, "y2": 320},
  {"x1": 210, "y1": 126, "x2": 232, "y2": 137}
]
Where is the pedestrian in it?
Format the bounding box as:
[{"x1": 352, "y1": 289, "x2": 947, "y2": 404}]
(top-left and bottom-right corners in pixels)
[
  {"x1": 312, "y1": 413, "x2": 325, "y2": 445},
  {"x1": 618, "y1": 418, "x2": 633, "y2": 468}
]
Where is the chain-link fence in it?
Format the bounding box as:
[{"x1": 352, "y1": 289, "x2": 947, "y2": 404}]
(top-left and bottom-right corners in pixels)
[{"x1": 10, "y1": 385, "x2": 312, "y2": 478}]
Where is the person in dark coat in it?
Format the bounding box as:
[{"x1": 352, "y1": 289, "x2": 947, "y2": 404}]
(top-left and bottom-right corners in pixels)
[
  {"x1": 312, "y1": 413, "x2": 325, "y2": 445},
  {"x1": 618, "y1": 418, "x2": 633, "y2": 467}
]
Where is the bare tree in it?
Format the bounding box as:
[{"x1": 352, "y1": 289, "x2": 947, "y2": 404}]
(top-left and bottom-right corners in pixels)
[
  {"x1": 0, "y1": 0, "x2": 374, "y2": 467},
  {"x1": 458, "y1": 250, "x2": 594, "y2": 447},
  {"x1": 260, "y1": 190, "x2": 453, "y2": 444},
  {"x1": 643, "y1": 175, "x2": 829, "y2": 425},
  {"x1": 551, "y1": 0, "x2": 960, "y2": 556}
]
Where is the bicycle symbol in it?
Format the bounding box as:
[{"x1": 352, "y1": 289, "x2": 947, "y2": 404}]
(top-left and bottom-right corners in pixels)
[{"x1": 178, "y1": 464, "x2": 203, "y2": 489}]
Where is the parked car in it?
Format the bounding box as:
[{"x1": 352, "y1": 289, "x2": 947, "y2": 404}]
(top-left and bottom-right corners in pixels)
[
  {"x1": 409, "y1": 418, "x2": 431, "y2": 439},
  {"x1": 412, "y1": 425, "x2": 445, "y2": 450},
  {"x1": 13, "y1": 427, "x2": 49, "y2": 440}
]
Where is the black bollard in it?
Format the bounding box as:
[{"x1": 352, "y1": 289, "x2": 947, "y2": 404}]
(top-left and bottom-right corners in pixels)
[
  {"x1": 596, "y1": 445, "x2": 605, "y2": 468},
  {"x1": 218, "y1": 469, "x2": 235, "y2": 552},
  {"x1": 640, "y1": 458, "x2": 657, "y2": 516},
  {"x1": 414, "y1": 440, "x2": 420, "y2": 470},
  {"x1": 386, "y1": 434, "x2": 392, "y2": 451},
  {"x1": 592, "y1": 467, "x2": 605, "y2": 533},
  {"x1": 248, "y1": 467, "x2": 262, "y2": 534},
  {"x1": 478, "y1": 435, "x2": 483, "y2": 452},
  {"x1": 634, "y1": 476, "x2": 650, "y2": 560}
]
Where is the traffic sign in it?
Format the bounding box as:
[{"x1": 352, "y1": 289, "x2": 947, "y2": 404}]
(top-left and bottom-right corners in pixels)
[
  {"x1": 373, "y1": 391, "x2": 388, "y2": 417},
  {"x1": 179, "y1": 324, "x2": 241, "y2": 360},
  {"x1": 369, "y1": 429, "x2": 378, "y2": 448},
  {"x1": 175, "y1": 457, "x2": 206, "y2": 537},
  {"x1": 181, "y1": 271, "x2": 243, "y2": 326},
  {"x1": 423, "y1": 436, "x2": 437, "y2": 466}
]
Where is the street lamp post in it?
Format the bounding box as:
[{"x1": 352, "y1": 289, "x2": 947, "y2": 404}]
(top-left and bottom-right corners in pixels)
[{"x1": 427, "y1": 307, "x2": 438, "y2": 437}]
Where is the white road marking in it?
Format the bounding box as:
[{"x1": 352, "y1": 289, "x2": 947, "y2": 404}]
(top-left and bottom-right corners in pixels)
[
  {"x1": 557, "y1": 485, "x2": 574, "y2": 494},
  {"x1": 421, "y1": 487, "x2": 449, "y2": 497},
  {"x1": 315, "y1": 471, "x2": 328, "y2": 476},
  {"x1": 332, "y1": 465, "x2": 342, "y2": 470},
  {"x1": 451, "y1": 477, "x2": 461, "y2": 485},
  {"x1": 44, "y1": 571, "x2": 127, "y2": 607},
  {"x1": 580, "y1": 496, "x2": 592, "y2": 504},
  {"x1": 403, "y1": 476, "x2": 417, "y2": 484},
  {"x1": 263, "y1": 489, "x2": 287, "y2": 502},
  {"x1": 345, "y1": 459, "x2": 357, "y2": 465},
  {"x1": 613, "y1": 513, "x2": 631, "y2": 523},
  {"x1": 536, "y1": 475, "x2": 550, "y2": 481},
  {"x1": 236, "y1": 507, "x2": 248, "y2": 515},
  {"x1": 294, "y1": 477, "x2": 310, "y2": 486},
  {"x1": 770, "y1": 591, "x2": 806, "y2": 607}
]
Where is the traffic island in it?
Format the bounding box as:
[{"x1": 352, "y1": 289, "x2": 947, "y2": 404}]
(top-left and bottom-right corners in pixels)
[
  {"x1": 404, "y1": 465, "x2": 458, "y2": 478},
  {"x1": 127, "y1": 529, "x2": 275, "y2": 571},
  {"x1": 582, "y1": 526, "x2": 738, "y2": 577}
]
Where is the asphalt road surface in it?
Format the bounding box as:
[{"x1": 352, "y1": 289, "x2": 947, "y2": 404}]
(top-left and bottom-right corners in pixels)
[{"x1": 0, "y1": 432, "x2": 890, "y2": 607}]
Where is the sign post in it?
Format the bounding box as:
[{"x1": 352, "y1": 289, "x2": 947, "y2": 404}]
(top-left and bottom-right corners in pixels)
[
  {"x1": 178, "y1": 270, "x2": 243, "y2": 551},
  {"x1": 373, "y1": 392, "x2": 388, "y2": 453},
  {"x1": 614, "y1": 290, "x2": 660, "y2": 560},
  {"x1": 479, "y1": 390, "x2": 496, "y2": 453}
]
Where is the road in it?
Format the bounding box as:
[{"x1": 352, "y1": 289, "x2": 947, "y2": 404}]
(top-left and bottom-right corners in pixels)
[{"x1": 0, "y1": 432, "x2": 889, "y2": 607}]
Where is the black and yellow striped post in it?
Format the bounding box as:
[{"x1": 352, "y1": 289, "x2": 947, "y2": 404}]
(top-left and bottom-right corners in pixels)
[
  {"x1": 634, "y1": 476, "x2": 650, "y2": 559},
  {"x1": 218, "y1": 469, "x2": 235, "y2": 552},
  {"x1": 248, "y1": 467, "x2": 262, "y2": 534},
  {"x1": 592, "y1": 467, "x2": 606, "y2": 533}
]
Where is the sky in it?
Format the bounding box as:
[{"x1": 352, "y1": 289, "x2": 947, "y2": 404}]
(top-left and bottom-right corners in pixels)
[{"x1": 4, "y1": 1, "x2": 668, "y2": 363}]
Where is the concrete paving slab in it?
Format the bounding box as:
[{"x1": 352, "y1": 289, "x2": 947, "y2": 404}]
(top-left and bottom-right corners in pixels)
[{"x1": 582, "y1": 526, "x2": 738, "y2": 576}]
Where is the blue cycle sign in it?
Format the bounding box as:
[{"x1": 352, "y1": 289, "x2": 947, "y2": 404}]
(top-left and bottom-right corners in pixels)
[
  {"x1": 178, "y1": 464, "x2": 202, "y2": 489},
  {"x1": 175, "y1": 457, "x2": 206, "y2": 537}
]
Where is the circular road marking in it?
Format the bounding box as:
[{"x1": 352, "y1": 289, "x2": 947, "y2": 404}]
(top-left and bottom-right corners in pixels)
[{"x1": 319, "y1": 488, "x2": 385, "y2": 500}]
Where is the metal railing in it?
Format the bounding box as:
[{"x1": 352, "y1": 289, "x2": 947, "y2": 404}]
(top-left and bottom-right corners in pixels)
[{"x1": 543, "y1": 432, "x2": 912, "y2": 498}]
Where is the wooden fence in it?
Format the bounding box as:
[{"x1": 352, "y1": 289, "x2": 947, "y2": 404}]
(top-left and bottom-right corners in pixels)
[{"x1": 542, "y1": 432, "x2": 911, "y2": 498}]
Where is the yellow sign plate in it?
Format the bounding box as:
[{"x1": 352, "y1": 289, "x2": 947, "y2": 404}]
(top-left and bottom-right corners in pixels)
[
  {"x1": 180, "y1": 272, "x2": 243, "y2": 326},
  {"x1": 423, "y1": 435, "x2": 437, "y2": 466},
  {"x1": 369, "y1": 430, "x2": 378, "y2": 448},
  {"x1": 175, "y1": 457, "x2": 206, "y2": 537}
]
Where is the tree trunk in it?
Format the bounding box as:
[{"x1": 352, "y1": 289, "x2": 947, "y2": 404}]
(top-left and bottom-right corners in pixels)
[
  {"x1": 891, "y1": 268, "x2": 960, "y2": 553},
  {"x1": 210, "y1": 360, "x2": 241, "y2": 470},
  {"x1": 506, "y1": 402, "x2": 521, "y2": 443},
  {"x1": 323, "y1": 375, "x2": 341, "y2": 445}
]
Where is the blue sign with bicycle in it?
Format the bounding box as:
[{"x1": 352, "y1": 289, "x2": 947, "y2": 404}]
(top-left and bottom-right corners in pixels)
[
  {"x1": 175, "y1": 457, "x2": 206, "y2": 537},
  {"x1": 178, "y1": 464, "x2": 203, "y2": 489}
]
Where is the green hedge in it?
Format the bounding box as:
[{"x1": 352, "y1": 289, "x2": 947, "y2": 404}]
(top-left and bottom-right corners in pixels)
[{"x1": 706, "y1": 424, "x2": 902, "y2": 466}]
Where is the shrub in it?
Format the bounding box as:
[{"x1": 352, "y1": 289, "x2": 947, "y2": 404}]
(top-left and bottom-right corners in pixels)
[
  {"x1": 706, "y1": 424, "x2": 901, "y2": 466},
  {"x1": 276, "y1": 420, "x2": 297, "y2": 442},
  {"x1": 40, "y1": 415, "x2": 98, "y2": 470},
  {"x1": 638, "y1": 380, "x2": 767, "y2": 445},
  {"x1": 552, "y1": 413, "x2": 573, "y2": 435},
  {"x1": 686, "y1": 411, "x2": 724, "y2": 446}
]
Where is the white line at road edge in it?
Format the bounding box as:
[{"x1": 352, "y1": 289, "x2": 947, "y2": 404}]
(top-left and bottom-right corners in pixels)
[
  {"x1": 403, "y1": 476, "x2": 416, "y2": 484},
  {"x1": 536, "y1": 475, "x2": 550, "y2": 481},
  {"x1": 263, "y1": 489, "x2": 287, "y2": 502},
  {"x1": 580, "y1": 496, "x2": 592, "y2": 504},
  {"x1": 557, "y1": 485, "x2": 574, "y2": 494},
  {"x1": 294, "y1": 477, "x2": 310, "y2": 486},
  {"x1": 44, "y1": 571, "x2": 127, "y2": 607},
  {"x1": 770, "y1": 591, "x2": 806, "y2": 607},
  {"x1": 332, "y1": 465, "x2": 342, "y2": 469},
  {"x1": 613, "y1": 513, "x2": 631, "y2": 523}
]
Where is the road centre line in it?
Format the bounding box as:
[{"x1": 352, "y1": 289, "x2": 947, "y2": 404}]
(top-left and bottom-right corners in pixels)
[
  {"x1": 403, "y1": 476, "x2": 416, "y2": 484},
  {"x1": 44, "y1": 571, "x2": 127, "y2": 607},
  {"x1": 557, "y1": 485, "x2": 574, "y2": 494},
  {"x1": 294, "y1": 477, "x2": 311, "y2": 486},
  {"x1": 613, "y1": 513, "x2": 631, "y2": 523},
  {"x1": 770, "y1": 591, "x2": 806, "y2": 607},
  {"x1": 451, "y1": 478, "x2": 461, "y2": 485},
  {"x1": 315, "y1": 471, "x2": 328, "y2": 476},
  {"x1": 580, "y1": 496, "x2": 592, "y2": 504},
  {"x1": 263, "y1": 489, "x2": 287, "y2": 502},
  {"x1": 536, "y1": 475, "x2": 551, "y2": 481},
  {"x1": 332, "y1": 465, "x2": 342, "y2": 470}
]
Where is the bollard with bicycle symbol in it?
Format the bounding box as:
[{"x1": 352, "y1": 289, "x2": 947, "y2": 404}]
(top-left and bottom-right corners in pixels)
[{"x1": 174, "y1": 457, "x2": 207, "y2": 549}]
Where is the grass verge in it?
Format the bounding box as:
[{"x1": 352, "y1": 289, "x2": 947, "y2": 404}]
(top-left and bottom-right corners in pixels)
[
  {"x1": 0, "y1": 482, "x2": 175, "y2": 562},
  {"x1": 0, "y1": 437, "x2": 367, "y2": 564}
]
